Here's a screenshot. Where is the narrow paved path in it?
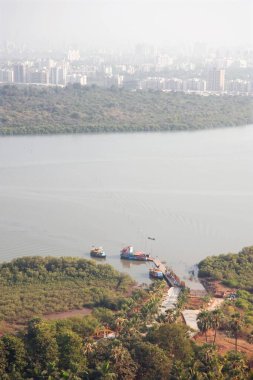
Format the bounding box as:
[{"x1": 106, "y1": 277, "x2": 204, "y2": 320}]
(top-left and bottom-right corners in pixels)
[
  {"x1": 158, "y1": 287, "x2": 181, "y2": 315},
  {"x1": 182, "y1": 310, "x2": 200, "y2": 331}
]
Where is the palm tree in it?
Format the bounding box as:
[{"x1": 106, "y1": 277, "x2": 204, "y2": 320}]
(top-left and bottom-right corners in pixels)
[
  {"x1": 198, "y1": 344, "x2": 224, "y2": 380},
  {"x1": 83, "y1": 339, "x2": 96, "y2": 359},
  {"x1": 120, "y1": 314, "x2": 142, "y2": 339},
  {"x1": 96, "y1": 361, "x2": 117, "y2": 380},
  {"x1": 187, "y1": 360, "x2": 205, "y2": 380},
  {"x1": 210, "y1": 309, "x2": 223, "y2": 345},
  {"x1": 197, "y1": 311, "x2": 211, "y2": 342},
  {"x1": 110, "y1": 344, "x2": 137, "y2": 380},
  {"x1": 246, "y1": 329, "x2": 253, "y2": 344},
  {"x1": 222, "y1": 351, "x2": 249, "y2": 379},
  {"x1": 166, "y1": 309, "x2": 178, "y2": 324},
  {"x1": 229, "y1": 313, "x2": 243, "y2": 352},
  {"x1": 115, "y1": 317, "x2": 127, "y2": 337}
]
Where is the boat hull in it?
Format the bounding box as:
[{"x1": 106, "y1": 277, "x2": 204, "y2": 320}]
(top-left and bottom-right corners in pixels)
[
  {"x1": 90, "y1": 252, "x2": 106, "y2": 258},
  {"x1": 120, "y1": 255, "x2": 148, "y2": 261},
  {"x1": 120, "y1": 246, "x2": 150, "y2": 261},
  {"x1": 149, "y1": 272, "x2": 164, "y2": 279},
  {"x1": 90, "y1": 247, "x2": 106, "y2": 258}
]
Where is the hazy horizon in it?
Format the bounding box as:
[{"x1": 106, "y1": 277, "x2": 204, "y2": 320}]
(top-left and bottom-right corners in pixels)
[{"x1": 0, "y1": 0, "x2": 252, "y2": 50}]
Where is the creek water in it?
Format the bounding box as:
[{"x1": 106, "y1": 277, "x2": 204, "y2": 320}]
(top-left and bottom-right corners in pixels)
[{"x1": 0, "y1": 126, "x2": 253, "y2": 286}]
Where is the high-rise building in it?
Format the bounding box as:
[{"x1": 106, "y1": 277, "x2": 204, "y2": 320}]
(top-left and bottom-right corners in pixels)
[
  {"x1": 156, "y1": 55, "x2": 173, "y2": 67},
  {"x1": 49, "y1": 66, "x2": 67, "y2": 85},
  {"x1": 142, "y1": 77, "x2": 164, "y2": 91},
  {"x1": 13, "y1": 64, "x2": 26, "y2": 83},
  {"x1": 0, "y1": 69, "x2": 14, "y2": 83},
  {"x1": 227, "y1": 79, "x2": 251, "y2": 94},
  {"x1": 66, "y1": 74, "x2": 87, "y2": 86},
  {"x1": 49, "y1": 67, "x2": 59, "y2": 85},
  {"x1": 186, "y1": 78, "x2": 207, "y2": 92},
  {"x1": 57, "y1": 67, "x2": 67, "y2": 86},
  {"x1": 104, "y1": 74, "x2": 123, "y2": 88},
  {"x1": 28, "y1": 70, "x2": 48, "y2": 84},
  {"x1": 164, "y1": 78, "x2": 183, "y2": 91},
  {"x1": 207, "y1": 68, "x2": 225, "y2": 92}
]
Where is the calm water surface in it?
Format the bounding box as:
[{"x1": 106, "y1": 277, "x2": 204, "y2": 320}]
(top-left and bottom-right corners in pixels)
[{"x1": 0, "y1": 126, "x2": 253, "y2": 286}]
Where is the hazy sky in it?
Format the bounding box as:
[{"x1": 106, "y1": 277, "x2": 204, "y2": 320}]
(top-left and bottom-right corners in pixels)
[{"x1": 0, "y1": 0, "x2": 252, "y2": 49}]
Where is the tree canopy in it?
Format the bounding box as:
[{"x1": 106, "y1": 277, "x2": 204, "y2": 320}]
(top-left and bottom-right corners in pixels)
[
  {"x1": 198, "y1": 246, "x2": 253, "y2": 291},
  {"x1": 0, "y1": 85, "x2": 252, "y2": 135},
  {"x1": 0, "y1": 256, "x2": 134, "y2": 323},
  {"x1": 0, "y1": 255, "x2": 252, "y2": 379}
]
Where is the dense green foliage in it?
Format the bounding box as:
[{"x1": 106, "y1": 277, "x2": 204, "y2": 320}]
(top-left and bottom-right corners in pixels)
[
  {"x1": 0, "y1": 318, "x2": 251, "y2": 379},
  {"x1": 0, "y1": 85, "x2": 252, "y2": 135},
  {"x1": 198, "y1": 246, "x2": 253, "y2": 291},
  {"x1": 0, "y1": 256, "x2": 134, "y2": 323},
  {"x1": 198, "y1": 246, "x2": 253, "y2": 330},
  {"x1": 0, "y1": 256, "x2": 252, "y2": 378}
]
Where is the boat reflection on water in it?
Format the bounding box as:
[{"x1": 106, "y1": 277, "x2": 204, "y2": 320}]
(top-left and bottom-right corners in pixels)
[{"x1": 120, "y1": 259, "x2": 151, "y2": 269}]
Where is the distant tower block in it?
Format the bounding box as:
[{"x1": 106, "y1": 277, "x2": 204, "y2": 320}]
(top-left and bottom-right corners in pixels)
[
  {"x1": 13, "y1": 64, "x2": 26, "y2": 83},
  {"x1": 207, "y1": 68, "x2": 225, "y2": 92}
]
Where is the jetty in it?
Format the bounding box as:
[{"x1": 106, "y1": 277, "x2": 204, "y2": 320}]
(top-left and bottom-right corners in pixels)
[{"x1": 151, "y1": 257, "x2": 185, "y2": 288}]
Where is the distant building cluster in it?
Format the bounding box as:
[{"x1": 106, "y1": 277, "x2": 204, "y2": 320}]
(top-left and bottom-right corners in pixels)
[
  {"x1": 0, "y1": 60, "x2": 87, "y2": 87},
  {"x1": 140, "y1": 77, "x2": 207, "y2": 92},
  {"x1": 0, "y1": 46, "x2": 253, "y2": 95},
  {"x1": 139, "y1": 69, "x2": 226, "y2": 93}
]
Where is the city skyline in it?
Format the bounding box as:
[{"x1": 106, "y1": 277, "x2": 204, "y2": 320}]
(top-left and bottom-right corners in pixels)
[{"x1": 0, "y1": 46, "x2": 252, "y2": 96}]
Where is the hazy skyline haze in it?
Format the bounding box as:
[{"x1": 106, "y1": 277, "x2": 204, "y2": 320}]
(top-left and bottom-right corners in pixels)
[{"x1": 0, "y1": 0, "x2": 252, "y2": 49}]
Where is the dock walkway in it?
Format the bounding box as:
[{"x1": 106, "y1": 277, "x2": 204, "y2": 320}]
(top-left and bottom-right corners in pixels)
[{"x1": 151, "y1": 258, "x2": 182, "y2": 287}]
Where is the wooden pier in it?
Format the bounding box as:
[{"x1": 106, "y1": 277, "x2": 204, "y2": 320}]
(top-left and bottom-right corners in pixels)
[{"x1": 151, "y1": 258, "x2": 184, "y2": 288}]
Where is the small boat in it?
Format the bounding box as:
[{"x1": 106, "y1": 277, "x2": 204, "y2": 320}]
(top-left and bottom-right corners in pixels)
[
  {"x1": 149, "y1": 267, "x2": 164, "y2": 279},
  {"x1": 120, "y1": 246, "x2": 150, "y2": 261},
  {"x1": 90, "y1": 246, "x2": 106, "y2": 258}
]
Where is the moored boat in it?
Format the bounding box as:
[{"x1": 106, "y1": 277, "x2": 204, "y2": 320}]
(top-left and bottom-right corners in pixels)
[
  {"x1": 149, "y1": 267, "x2": 164, "y2": 279},
  {"x1": 90, "y1": 246, "x2": 106, "y2": 258},
  {"x1": 120, "y1": 246, "x2": 150, "y2": 261}
]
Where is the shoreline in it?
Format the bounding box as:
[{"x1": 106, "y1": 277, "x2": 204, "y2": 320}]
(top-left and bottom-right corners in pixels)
[{"x1": 0, "y1": 122, "x2": 252, "y2": 137}]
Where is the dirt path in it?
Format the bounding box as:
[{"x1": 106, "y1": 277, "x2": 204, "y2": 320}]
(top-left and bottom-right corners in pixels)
[
  {"x1": 206, "y1": 297, "x2": 224, "y2": 310},
  {"x1": 195, "y1": 330, "x2": 253, "y2": 358},
  {"x1": 43, "y1": 307, "x2": 92, "y2": 320}
]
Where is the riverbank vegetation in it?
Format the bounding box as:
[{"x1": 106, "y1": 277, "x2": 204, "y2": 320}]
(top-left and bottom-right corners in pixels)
[
  {"x1": 0, "y1": 273, "x2": 252, "y2": 379},
  {"x1": 0, "y1": 256, "x2": 252, "y2": 378},
  {"x1": 0, "y1": 84, "x2": 252, "y2": 135},
  {"x1": 0, "y1": 256, "x2": 134, "y2": 323},
  {"x1": 198, "y1": 246, "x2": 253, "y2": 348},
  {"x1": 198, "y1": 246, "x2": 253, "y2": 291}
]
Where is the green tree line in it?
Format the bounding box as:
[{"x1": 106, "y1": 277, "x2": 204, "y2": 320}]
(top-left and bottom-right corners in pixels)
[
  {"x1": 0, "y1": 312, "x2": 251, "y2": 379},
  {"x1": 198, "y1": 246, "x2": 253, "y2": 330},
  {"x1": 0, "y1": 256, "x2": 252, "y2": 379},
  {"x1": 0, "y1": 84, "x2": 252, "y2": 135},
  {"x1": 198, "y1": 246, "x2": 253, "y2": 291}
]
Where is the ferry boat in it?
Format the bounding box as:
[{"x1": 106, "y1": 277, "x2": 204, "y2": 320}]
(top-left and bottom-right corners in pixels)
[
  {"x1": 90, "y1": 246, "x2": 106, "y2": 258},
  {"x1": 120, "y1": 246, "x2": 150, "y2": 261},
  {"x1": 149, "y1": 267, "x2": 164, "y2": 279}
]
